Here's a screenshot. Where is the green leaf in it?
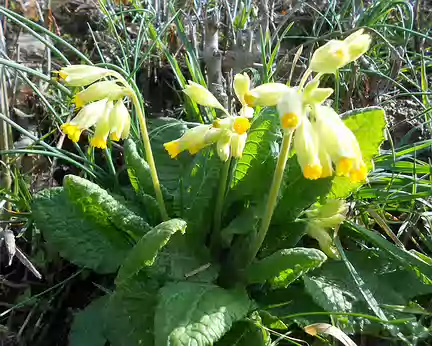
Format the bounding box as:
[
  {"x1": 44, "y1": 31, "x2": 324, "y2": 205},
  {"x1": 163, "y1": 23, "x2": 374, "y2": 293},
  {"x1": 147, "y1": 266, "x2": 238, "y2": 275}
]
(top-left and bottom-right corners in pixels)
[
  {"x1": 124, "y1": 138, "x2": 157, "y2": 196},
  {"x1": 154, "y1": 282, "x2": 252, "y2": 346},
  {"x1": 257, "y1": 284, "x2": 326, "y2": 328},
  {"x1": 230, "y1": 108, "x2": 279, "y2": 201},
  {"x1": 148, "y1": 117, "x2": 193, "y2": 193},
  {"x1": 148, "y1": 234, "x2": 218, "y2": 283},
  {"x1": 220, "y1": 206, "x2": 260, "y2": 247},
  {"x1": 32, "y1": 188, "x2": 130, "y2": 273},
  {"x1": 105, "y1": 273, "x2": 160, "y2": 346},
  {"x1": 116, "y1": 218, "x2": 187, "y2": 285},
  {"x1": 215, "y1": 320, "x2": 269, "y2": 346},
  {"x1": 69, "y1": 296, "x2": 108, "y2": 346},
  {"x1": 303, "y1": 249, "x2": 432, "y2": 335},
  {"x1": 329, "y1": 107, "x2": 386, "y2": 198},
  {"x1": 64, "y1": 175, "x2": 151, "y2": 239},
  {"x1": 174, "y1": 148, "x2": 222, "y2": 245},
  {"x1": 246, "y1": 248, "x2": 327, "y2": 288}
]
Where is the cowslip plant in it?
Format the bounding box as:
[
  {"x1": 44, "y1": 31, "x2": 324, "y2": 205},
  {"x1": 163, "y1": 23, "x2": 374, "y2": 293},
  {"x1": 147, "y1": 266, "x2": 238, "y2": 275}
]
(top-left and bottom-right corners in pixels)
[{"x1": 30, "y1": 30, "x2": 432, "y2": 345}]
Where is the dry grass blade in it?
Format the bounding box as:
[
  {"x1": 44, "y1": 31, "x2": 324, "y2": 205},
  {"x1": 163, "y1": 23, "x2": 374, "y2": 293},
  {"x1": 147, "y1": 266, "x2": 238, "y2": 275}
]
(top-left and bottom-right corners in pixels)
[
  {"x1": 304, "y1": 323, "x2": 357, "y2": 346},
  {"x1": 15, "y1": 246, "x2": 42, "y2": 280}
]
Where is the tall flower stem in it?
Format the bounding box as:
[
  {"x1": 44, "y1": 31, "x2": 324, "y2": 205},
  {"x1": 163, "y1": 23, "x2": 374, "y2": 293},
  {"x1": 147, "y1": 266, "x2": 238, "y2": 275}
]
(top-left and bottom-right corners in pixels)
[
  {"x1": 111, "y1": 70, "x2": 168, "y2": 221},
  {"x1": 130, "y1": 92, "x2": 169, "y2": 221},
  {"x1": 211, "y1": 158, "x2": 231, "y2": 251},
  {"x1": 246, "y1": 131, "x2": 293, "y2": 265}
]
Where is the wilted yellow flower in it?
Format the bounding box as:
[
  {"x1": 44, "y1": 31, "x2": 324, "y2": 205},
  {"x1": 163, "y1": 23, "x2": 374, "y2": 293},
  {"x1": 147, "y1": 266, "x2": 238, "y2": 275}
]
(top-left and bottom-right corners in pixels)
[
  {"x1": 183, "y1": 81, "x2": 226, "y2": 111},
  {"x1": 310, "y1": 29, "x2": 371, "y2": 73},
  {"x1": 72, "y1": 81, "x2": 126, "y2": 108},
  {"x1": 294, "y1": 117, "x2": 322, "y2": 180},
  {"x1": 55, "y1": 65, "x2": 110, "y2": 86}
]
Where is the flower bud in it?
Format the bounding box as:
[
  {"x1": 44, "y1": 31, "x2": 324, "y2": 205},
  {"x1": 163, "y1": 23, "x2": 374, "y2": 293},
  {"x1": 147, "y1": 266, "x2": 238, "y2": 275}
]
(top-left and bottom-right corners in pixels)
[{"x1": 183, "y1": 81, "x2": 225, "y2": 110}]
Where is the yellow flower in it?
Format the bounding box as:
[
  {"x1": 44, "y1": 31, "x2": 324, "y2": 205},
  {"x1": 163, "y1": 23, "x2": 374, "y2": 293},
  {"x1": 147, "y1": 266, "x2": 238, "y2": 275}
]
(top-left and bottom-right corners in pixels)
[
  {"x1": 216, "y1": 130, "x2": 232, "y2": 162},
  {"x1": 90, "y1": 101, "x2": 114, "y2": 149},
  {"x1": 344, "y1": 29, "x2": 372, "y2": 63},
  {"x1": 310, "y1": 29, "x2": 371, "y2": 74},
  {"x1": 61, "y1": 98, "x2": 110, "y2": 143},
  {"x1": 61, "y1": 98, "x2": 131, "y2": 149},
  {"x1": 276, "y1": 88, "x2": 304, "y2": 131},
  {"x1": 312, "y1": 105, "x2": 367, "y2": 182},
  {"x1": 109, "y1": 100, "x2": 131, "y2": 141},
  {"x1": 234, "y1": 73, "x2": 254, "y2": 119},
  {"x1": 310, "y1": 40, "x2": 350, "y2": 73},
  {"x1": 230, "y1": 133, "x2": 248, "y2": 158},
  {"x1": 244, "y1": 82, "x2": 290, "y2": 107},
  {"x1": 55, "y1": 65, "x2": 110, "y2": 86},
  {"x1": 72, "y1": 81, "x2": 126, "y2": 108},
  {"x1": 294, "y1": 117, "x2": 322, "y2": 180},
  {"x1": 183, "y1": 81, "x2": 225, "y2": 111},
  {"x1": 163, "y1": 125, "x2": 219, "y2": 158},
  {"x1": 213, "y1": 116, "x2": 251, "y2": 160}
]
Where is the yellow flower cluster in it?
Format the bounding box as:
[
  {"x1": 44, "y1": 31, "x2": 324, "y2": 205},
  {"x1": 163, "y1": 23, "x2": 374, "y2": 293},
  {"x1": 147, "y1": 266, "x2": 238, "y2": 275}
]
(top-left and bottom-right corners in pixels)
[
  {"x1": 164, "y1": 29, "x2": 371, "y2": 183},
  {"x1": 163, "y1": 75, "x2": 288, "y2": 161},
  {"x1": 55, "y1": 65, "x2": 131, "y2": 149}
]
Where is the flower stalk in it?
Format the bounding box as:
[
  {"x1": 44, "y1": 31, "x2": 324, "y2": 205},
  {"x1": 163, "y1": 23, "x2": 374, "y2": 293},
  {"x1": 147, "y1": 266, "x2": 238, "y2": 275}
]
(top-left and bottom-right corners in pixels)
[
  {"x1": 246, "y1": 131, "x2": 294, "y2": 265},
  {"x1": 130, "y1": 91, "x2": 169, "y2": 221},
  {"x1": 211, "y1": 158, "x2": 232, "y2": 251}
]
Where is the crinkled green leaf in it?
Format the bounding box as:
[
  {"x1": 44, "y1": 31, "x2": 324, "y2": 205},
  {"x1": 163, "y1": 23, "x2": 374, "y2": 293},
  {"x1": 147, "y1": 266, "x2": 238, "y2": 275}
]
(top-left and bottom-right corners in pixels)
[
  {"x1": 174, "y1": 148, "x2": 222, "y2": 245},
  {"x1": 32, "y1": 188, "x2": 130, "y2": 273},
  {"x1": 247, "y1": 248, "x2": 327, "y2": 287},
  {"x1": 116, "y1": 218, "x2": 187, "y2": 285},
  {"x1": 69, "y1": 295, "x2": 108, "y2": 346},
  {"x1": 105, "y1": 273, "x2": 160, "y2": 346},
  {"x1": 64, "y1": 175, "x2": 150, "y2": 239},
  {"x1": 329, "y1": 107, "x2": 386, "y2": 198},
  {"x1": 230, "y1": 109, "x2": 279, "y2": 201},
  {"x1": 155, "y1": 282, "x2": 252, "y2": 346}
]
